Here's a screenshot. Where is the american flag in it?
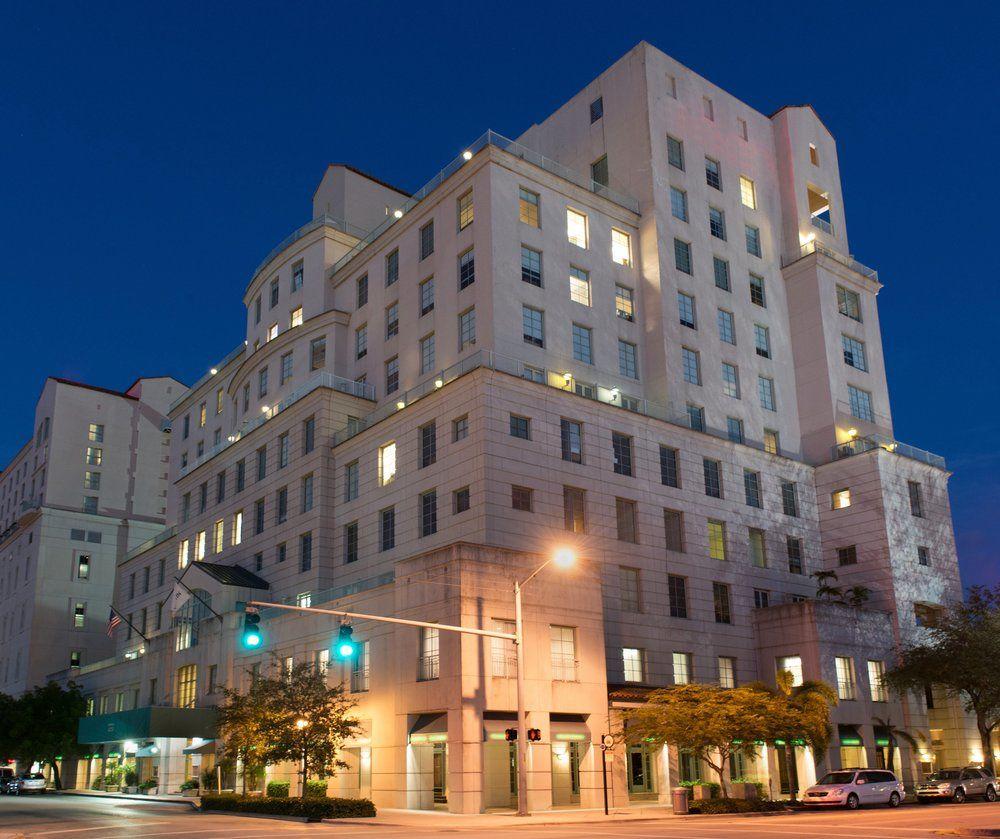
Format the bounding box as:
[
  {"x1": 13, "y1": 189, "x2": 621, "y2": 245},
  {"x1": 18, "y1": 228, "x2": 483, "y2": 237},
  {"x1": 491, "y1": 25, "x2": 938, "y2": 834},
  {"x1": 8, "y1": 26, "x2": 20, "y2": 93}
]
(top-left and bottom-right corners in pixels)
[{"x1": 107, "y1": 608, "x2": 122, "y2": 637}]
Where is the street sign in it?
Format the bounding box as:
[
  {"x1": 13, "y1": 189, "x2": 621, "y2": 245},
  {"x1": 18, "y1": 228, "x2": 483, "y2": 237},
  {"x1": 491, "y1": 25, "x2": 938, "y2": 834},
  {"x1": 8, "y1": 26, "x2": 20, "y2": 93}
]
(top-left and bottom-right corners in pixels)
[{"x1": 601, "y1": 734, "x2": 615, "y2": 750}]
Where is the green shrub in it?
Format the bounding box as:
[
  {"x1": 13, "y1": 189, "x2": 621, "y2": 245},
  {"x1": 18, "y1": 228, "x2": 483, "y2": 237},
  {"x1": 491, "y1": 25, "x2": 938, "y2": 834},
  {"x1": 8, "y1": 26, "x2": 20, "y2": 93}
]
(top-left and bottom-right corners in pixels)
[
  {"x1": 124, "y1": 768, "x2": 139, "y2": 787},
  {"x1": 678, "y1": 780, "x2": 721, "y2": 800},
  {"x1": 689, "y1": 797, "x2": 786, "y2": 815},
  {"x1": 200, "y1": 794, "x2": 375, "y2": 821},
  {"x1": 139, "y1": 779, "x2": 157, "y2": 791},
  {"x1": 266, "y1": 781, "x2": 290, "y2": 798},
  {"x1": 179, "y1": 779, "x2": 199, "y2": 791},
  {"x1": 304, "y1": 780, "x2": 327, "y2": 798}
]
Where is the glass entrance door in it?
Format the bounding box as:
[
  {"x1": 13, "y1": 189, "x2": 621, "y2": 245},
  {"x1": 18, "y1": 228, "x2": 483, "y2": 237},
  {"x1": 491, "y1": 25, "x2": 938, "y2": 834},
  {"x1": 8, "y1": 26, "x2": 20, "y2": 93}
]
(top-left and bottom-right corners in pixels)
[
  {"x1": 432, "y1": 743, "x2": 447, "y2": 804},
  {"x1": 627, "y1": 745, "x2": 656, "y2": 795}
]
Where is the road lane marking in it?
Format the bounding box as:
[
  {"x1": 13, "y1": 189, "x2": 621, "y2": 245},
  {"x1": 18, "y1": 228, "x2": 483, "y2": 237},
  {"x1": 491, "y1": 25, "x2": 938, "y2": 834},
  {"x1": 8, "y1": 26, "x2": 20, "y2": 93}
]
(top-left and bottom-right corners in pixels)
[{"x1": 31, "y1": 823, "x2": 171, "y2": 835}]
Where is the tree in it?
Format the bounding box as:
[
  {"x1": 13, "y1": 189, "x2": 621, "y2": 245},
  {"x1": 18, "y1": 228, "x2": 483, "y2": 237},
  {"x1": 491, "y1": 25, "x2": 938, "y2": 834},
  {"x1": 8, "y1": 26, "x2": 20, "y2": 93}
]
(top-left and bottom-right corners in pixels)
[
  {"x1": 10, "y1": 682, "x2": 87, "y2": 789},
  {"x1": 621, "y1": 683, "x2": 775, "y2": 797},
  {"x1": 885, "y1": 584, "x2": 1000, "y2": 774},
  {"x1": 872, "y1": 715, "x2": 920, "y2": 775},
  {"x1": 812, "y1": 570, "x2": 843, "y2": 602},
  {"x1": 216, "y1": 675, "x2": 275, "y2": 794}
]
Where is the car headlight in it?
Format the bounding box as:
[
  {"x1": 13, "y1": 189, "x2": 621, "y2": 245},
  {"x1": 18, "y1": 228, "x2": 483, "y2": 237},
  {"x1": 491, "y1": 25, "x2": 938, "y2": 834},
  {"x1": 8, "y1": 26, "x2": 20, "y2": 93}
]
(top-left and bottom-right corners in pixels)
[{"x1": 938, "y1": 784, "x2": 952, "y2": 790}]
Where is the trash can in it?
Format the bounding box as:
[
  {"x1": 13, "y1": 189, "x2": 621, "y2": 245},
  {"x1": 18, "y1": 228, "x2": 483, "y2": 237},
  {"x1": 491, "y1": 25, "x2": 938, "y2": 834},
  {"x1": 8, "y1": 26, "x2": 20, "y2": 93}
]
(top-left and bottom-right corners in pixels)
[{"x1": 672, "y1": 787, "x2": 689, "y2": 814}]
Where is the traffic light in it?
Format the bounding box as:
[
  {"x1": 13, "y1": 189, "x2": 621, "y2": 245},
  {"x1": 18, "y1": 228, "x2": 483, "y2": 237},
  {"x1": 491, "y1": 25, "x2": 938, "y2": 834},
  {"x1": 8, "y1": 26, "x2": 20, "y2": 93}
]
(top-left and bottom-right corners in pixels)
[
  {"x1": 527, "y1": 728, "x2": 542, "y2": 742},
  {"x1": 504, "y1": 728, "x2": 517, "y2": 742},
  {"x1": 241, "y1": 605, "x2": 262, "y2": 649},
  {"x1": 335, "y1": 623, "x2": 357, "y2": 659}
]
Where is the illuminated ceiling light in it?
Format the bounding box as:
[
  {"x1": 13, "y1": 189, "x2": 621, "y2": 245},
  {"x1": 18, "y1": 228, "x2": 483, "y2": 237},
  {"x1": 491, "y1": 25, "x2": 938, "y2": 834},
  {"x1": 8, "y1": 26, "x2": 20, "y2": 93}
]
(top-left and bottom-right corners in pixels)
[
  {"x1": 563, "y1": 372, "x2": 573, "y2": 382},
  {"x1": 434, "y1": 378, "x2": 444, "y2": 388},
  {"x1": 848, "y1": 428, "x2": 858, "y2": 438},
  {"x1": 396, "y1": 400, "x2": 406, "y2": 410},
  {"x1": 210, "y1": 368, "x2": 218, "y2": 375},
  {"x1": 610, "y1": 387, "x2": 620, "y2": 400},
  {"x1": 462, "y1": 150, "x2": 473, "y2": 161},
  {"x1": 393, "y1": 209, "x2": 403, "y2": 219},
  {"x1": 261, "y1": 405, "x2": 270, "y2": 414}
]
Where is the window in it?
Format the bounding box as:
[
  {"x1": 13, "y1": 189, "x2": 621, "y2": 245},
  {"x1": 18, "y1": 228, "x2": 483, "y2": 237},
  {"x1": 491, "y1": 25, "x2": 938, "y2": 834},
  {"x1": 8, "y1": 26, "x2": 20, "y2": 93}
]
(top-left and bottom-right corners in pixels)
[
  {"x1": 300, "y1": 474, "x2": 313, "y2": 514},
  {"x1": 918, "y1": 546, "x2": 930, "y2": 567},
  {"x1": 591, "y1": 155, "x2": 609, "y2": 187},
  {"x1": 254, "y1": 499, "x2": 265, "y2": 535},
  {"x1": 420, "y1": 276, "x2": 435, "y2": 315},
  {"x1": 622, "y1": 648, "x2": 644, "y2": 683},
  {"x1": 745, "y1": 225, "x2": 762, "y2": 257},
  {"x1": 660, "y1": 446, "x2": 679, "y2": 487},
  {"x1": 664, "y1": 508, "x2": 684, "y2": 552},
  {"x1": 908, "y1": 481, "x2": 924, "y2": 517},
  {"x1": 777, "y1": 655, "x2": 803, "y2": 686},
  {"x1": 343, "y1": 460, "x2": 359, "y2": 501},
  {"x1": 702, "y1": 95, "x2": 714, "y2": 120},
  {"x1": 668, "y1": 575, "x2": 688, "y2": 618},
  {"x1": 835, "y1": 656, "x2": 857, "y2": 700},
  {"x1": 787, "y1": 536, "x2": 804, "y2": 574},
  {"x1": 838, "y1": 545, "x2": 858, "y2": 566},
  {"x1": 717, "y1": 309, "x2": 735, "y2": 344},
  {"x1": 300, "y1": 532, "x2": 313, "y2": 572},
  {"x1": 612, "y1": 432, "x2": 633, "y2": 476},
  {"x1": 868, "y1": 660, "x2": 888, "y2": 702},
  {"x1": 550, "y1": 626, "x2": 577, "y2": 681},
  {"x1": 419, "y1": 220, "x2": 434, "y2": 260},
  {"x1": 703, "y1": 458, "x2": 722, "y2": 498},
  {"x1": 753, "y1": 588, "x2": 770, "y2": 610},
  {"x1": 842, "y1": 335, "x2": 868, "y2": 371},
  {"x1": 618, "y1": 339, "x2": 638, "y2": 379},
  {"x1": 739, "y1": 176, "x2": 756, "y2": 209},
  {"x1": 178, "y1": 538, "x2": 190, "y2": 568},
  {"x1": 511, "y1": 485, "x2": 533, "y2": 512},
  {"x1": 727, "y1": 417, "x2": 744, "y2": 444},
  {"x1": 611, "y1": 287, "x2": 635, "y2": 327},
  {"x1": 452, "y1": 415, "x2": 469, "y2": 441},
  {"x1": 266, "y1": 323, "x2": 278, "y2": 342},
  {"x1": 837, "y1": 285, "x2": 862, "y2": 321},
  {"x1": 682, "y1": 347, "x2": 701, "y2": 385},
  {"x1": 566, "y1": 266, "x2": 592, "y2": 306},
  {"x1": 77, "y1": 554, "x2": 90, "y2": 580},
  {"x1": 758, "y1": 376, "x2": 776, "y2": 411},
  {"x1": 385, "y1": 356, "x2": 399, "y2": 394},
  {"x1": 458, "y1": 249, "x2": 475, "y2": 290},
  {"x1": 88, "y1": 422, "x2": 104, "y2": 442},
  {"x1": 667, "y1": 135, "x2": 684, "y2": 169},
  {"x1": 379, "y1": 507, "x2": 395, "y2": 551},
  {"x1": 453, "y1": 486, "x2": 470, "y2": 513},
  {"x1": 567, "y1": 209, "x2": 588, "y2": 248},
  {"x1": 343, "y1": 521, "x2": 358, "y2": 564},
  {"x1": 744, "y1": 469, "x2": 762, "y2": 507},
  {"x1": 350, "y1": 640, "x2": 370, "y2": 692},
  {"x1": 509, "y1": 414, "x2": 531, "y2": 440},
  {"x1": 216, "y1": 387, "x2": 225, "y2": 415},
  {"x1": 677, "y1": 292, "x2": 696, "y2": 328},
  {"x1": 705, "y1": 156, "x2": 721, "y2": 190},
  {"x1": 418, "y1": 422, "x2": 437, "y2": 468},
  {"x1": 290, "y1": 307, "x2": 303, "y2": 328},
  {"x1": 721, "y1": 363, "x2": 741, "y2": 398},
  {"x1": 619, "y1": 566, "x2": 641, "y2": 611},
  {"x1": 195, "y1": 530, "x2": 206, "y2": 560},
  {"x1": 459, "y1": 307, "x2": 476, "y2": 349},
  {"x1": 414, "y1": 332, "x2": 435, "y2": 375},
  {"x1": 666, "y1": 73, "x2": 677, "y2": 97},
  {"x1": 589, "y1": 96, "x2": 603, "y2": 122},
  {"x1": 616, "y1": 498, "x2": 638, "y2": 543},
  {"x1": 268, "y1": 276, "x2": 280, "y2": 308},
  {"x1": 749, "y1": 528, "x2": 767, "y2": 567},
  {"x1": 85, "y1": 446, "x2": 102, "y2": 465},
  {"x1": 914, "y1": 603, "x2": 941, "y2": 628},
  {"x1": 276, "y1": 486, "x2": 288, "y2": 524},
  {"x1": 384, "y1": 249, "x2": 399, "y2": 287},
  {"x1": 457, "y1": 190, "x2": 474, "y2": 230},
  {"x1": 242, "y1": 383, "x2": 250, "y2": 412},
  {"x1": 213, "y1": 519, "x2": 224, "y2": 553},
  {"x1": 257, "y1": 366, "x2": 269, "y2": 398},
  {"x1": 674, "y1": 238, "x2": 692, "y2": 274},
  {"x1": 709, "y1": 206, "x2": 726, "y2": 240},
  {"x1": 175, "y1": 664, "x2": 197, "y2": 709},
  {"x1": 278, "y1": 432, "x2": 289, "y2": 468},
  {"x1": 781, "y1": 481, "x2": 799, "y2": 517},
  {"x1": 416, "y1": 627, "x2": 440, "y2": 681},
  {"x1": 420, "y1": 490, "x2": 438, "y2": 537},
  {"x1": 489, "y1": 618, "x2": 517, "y2": 678},
  {"x1": 519, "y1": 188, "x2": 540, "y2": 227},
  {"x1": 670, "y1": 186, "x2": 688, "y2": 222},
  {"x1": 561, "y1": 419, "x2": 583, "y2": 463},
  {"x1": 379, "y1": 442, "x2": 397, "y2": 485},
  {"x1": 356, "y1": 274, "x2": 368, "y2": 308},
  {"x1": 382, "y1": 302, "x2": 399, "y2": 340},
  {"x1": 521, "y1": 246, "x2": 542, "y2": 286},
  {"x1": 73, "y1": 601, "x2": 86, "y2": 628},
  {"x1": 519, "y1": 305, "x2": 545, "y2": 348},
  {"x1": 713, "y1": 583, "x2": 732, "y2": 624},
  {"x1": 832, "y1": 488, "x2": 851, "y2": 509},
  {"x1": 673, "y1": 652, "x2": 692, "y2": 685},
  {"x1": 708, "y1": 520, "x2": 727, "y2": 560},
  {"x1": 763, "y1": 428, "x2": 780, "y2": 455},
  {"x1": 83, "y1": 496, "x2": 98, "y2": 514},
  {"x1": 714, "y1": 257, "x2": 731, "y2": 291},
  {"x1": 611, "y1": 228, "x2": 631, "y2": 265},
  {"x1": 848, "y1": 386, "x2": 874, "y2": 422},
  {"x1": 718, "y1": 656, "x2": 736, "y2": 688},
  {"x1": 563, "y1": 486, "x2": 586, "y2": 533}
]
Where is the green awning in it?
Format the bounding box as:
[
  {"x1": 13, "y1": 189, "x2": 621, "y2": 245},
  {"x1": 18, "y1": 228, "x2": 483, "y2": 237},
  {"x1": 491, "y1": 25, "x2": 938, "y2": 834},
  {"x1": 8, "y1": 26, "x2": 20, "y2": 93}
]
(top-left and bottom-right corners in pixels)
[
  {"x1": 78, "y1": 706, "x2": 217, "y2": 745},
  {"x1": 839, "y1": 724, "x2": 864, "y2": 747}
]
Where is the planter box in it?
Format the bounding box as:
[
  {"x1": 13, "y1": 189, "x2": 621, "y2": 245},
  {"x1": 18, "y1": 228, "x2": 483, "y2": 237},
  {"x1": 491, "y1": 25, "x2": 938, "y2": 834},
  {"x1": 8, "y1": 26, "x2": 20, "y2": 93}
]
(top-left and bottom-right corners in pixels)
[
  {"x1": 692, "y1": 785, "x2": 715, "y2": 801},
  {"x1": 124, "y1": 786, "x2": 139, "y2": 794},
  {"x1": 182, "y1": 788, "x2": 200, "y2": 797},
  {"x1": 141, "y1": 788, "x2": 158, "y2": 795},
  {"x1": 729, "y1": 782, "x2": 759, "y2": 800},
  {"x1": 105, "y1": 785, "x2": 120, "y2": 793}
]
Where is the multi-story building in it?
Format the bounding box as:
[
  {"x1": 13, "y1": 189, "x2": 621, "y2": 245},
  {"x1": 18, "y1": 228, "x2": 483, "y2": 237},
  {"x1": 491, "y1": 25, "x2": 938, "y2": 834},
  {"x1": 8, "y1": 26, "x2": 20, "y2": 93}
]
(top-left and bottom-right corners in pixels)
[
  {"x1": 54, "y1": 41, "x2": 983, "y2": 809},
  {"x1": 0, "y1": 375, "x2": 181, "y2": 695}
]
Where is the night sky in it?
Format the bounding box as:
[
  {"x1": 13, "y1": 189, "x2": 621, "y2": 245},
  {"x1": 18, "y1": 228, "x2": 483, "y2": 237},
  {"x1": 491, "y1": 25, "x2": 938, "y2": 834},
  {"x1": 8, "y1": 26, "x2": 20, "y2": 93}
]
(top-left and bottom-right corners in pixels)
[{"x1": 2, "y1": 3, "x2": 997, "y2": 587}]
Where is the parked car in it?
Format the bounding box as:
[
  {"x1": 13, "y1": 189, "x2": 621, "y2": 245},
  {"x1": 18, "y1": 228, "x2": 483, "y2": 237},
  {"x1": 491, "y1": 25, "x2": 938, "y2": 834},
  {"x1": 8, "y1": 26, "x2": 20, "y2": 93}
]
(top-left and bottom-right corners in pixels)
[
  {"x1": 0, "y1": 767, "x2": 15, "y2": 795},
  {"x1": 13, "y1": 773, "x2": 47, "y2": 795},
  {"x1": 802, "y1": 769, "x2": 905, "y2": 809},
  {"x1": 916, "y1": 767, "x2": 998, "y2": 803}
]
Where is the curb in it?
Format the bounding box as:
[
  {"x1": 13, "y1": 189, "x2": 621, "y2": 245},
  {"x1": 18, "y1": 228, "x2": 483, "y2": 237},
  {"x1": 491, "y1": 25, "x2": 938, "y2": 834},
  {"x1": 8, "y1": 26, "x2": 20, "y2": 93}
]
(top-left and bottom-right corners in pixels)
[
  {"x1": 55, "y1": 791, "x2": 196, "y2": 808},
  {"x1": 199, "y1": 809, "x2": 309, "y2": 823}
]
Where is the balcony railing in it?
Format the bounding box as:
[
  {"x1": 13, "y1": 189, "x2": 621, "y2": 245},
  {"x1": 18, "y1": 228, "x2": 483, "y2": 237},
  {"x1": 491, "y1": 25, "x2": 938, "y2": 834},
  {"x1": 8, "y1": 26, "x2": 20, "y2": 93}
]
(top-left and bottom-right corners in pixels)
[
  {"x1": 330, "y1": 130, "x2": 639, "y2": 278},
  {"x1": 782, "y1": 239, "x2": 879, "y2": 283},
  {"x1": 418, "y1": 654, "x2": 440, "y2": 681},
  {"x1": 350, "y1": 667, "x2": 370, "y2": 693},
  {"x1": 178, "y1": 371, "x2": 375, "y2": 478},
  {"x1": 124, "y1": 525, "x2": 177, "y2": 562},
  {"x1": 810, "y1": 215, "x2": 833, "y2": 235},
  {"x1": 491, "y1": 652, "x2": 517, "y2": 678},
  {"x1": 835, "y1": 434, "x2": 946, "y2": 470}
]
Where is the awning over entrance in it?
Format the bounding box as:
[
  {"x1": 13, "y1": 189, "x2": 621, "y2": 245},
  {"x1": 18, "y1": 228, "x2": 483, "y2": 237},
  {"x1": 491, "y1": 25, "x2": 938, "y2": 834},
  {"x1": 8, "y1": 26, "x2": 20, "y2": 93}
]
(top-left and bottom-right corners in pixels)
[
  {"x1": 135, "y1": 744, "x2": 161, "y2": 758},
  {"x1": 409, "y1": 712, "x2": 447, "y2": 744},
  {"x1": 550, "y1": 713, "x2": 590, "y2": 742},
  {"x1": 873, "y1": 726, "x2": 891, "y2": 747},
  {"x1": 78, "y1": 706, "x2": 218, "y2": 745},
  {"x1": 182, "y1": 739, "x2": 216, "y2": 756},
  {"x1": 839, "y1": 724, "x2": 864, "y2": 747}
]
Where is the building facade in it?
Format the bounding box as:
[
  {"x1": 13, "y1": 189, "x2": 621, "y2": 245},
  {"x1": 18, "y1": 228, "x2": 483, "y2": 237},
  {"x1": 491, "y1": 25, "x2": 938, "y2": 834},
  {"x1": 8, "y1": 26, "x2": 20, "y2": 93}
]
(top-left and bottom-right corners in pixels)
[{"x1": 47, "y1": 42, "x2": 985, "y2": 808}]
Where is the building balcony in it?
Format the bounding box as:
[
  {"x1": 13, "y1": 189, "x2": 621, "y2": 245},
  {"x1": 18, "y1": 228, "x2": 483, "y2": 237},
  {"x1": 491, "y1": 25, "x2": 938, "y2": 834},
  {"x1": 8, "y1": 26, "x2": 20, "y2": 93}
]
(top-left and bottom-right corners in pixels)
[
  {"x1": 810, "y1": 215, "x2": 833, "y2": 235},
  {"x1": 834, "y1": 433, "x2": 946, "y2": 470},
  {"x1": 782, "y1": 239, "x2": 879, "y2": 283}
]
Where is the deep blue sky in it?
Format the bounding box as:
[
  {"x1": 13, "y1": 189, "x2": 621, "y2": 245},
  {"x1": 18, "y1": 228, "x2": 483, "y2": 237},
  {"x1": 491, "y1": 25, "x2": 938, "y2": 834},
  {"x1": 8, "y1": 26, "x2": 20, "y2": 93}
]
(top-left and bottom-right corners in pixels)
[{"x1": 2, "y1": 2, "x2": 997, "y2": 587}]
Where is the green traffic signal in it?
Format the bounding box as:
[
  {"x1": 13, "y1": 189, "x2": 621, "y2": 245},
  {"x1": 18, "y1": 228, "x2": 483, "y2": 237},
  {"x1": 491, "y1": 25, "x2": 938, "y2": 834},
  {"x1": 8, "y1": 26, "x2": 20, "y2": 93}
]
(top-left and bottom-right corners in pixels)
[
  {"x1": 241, "y1": 606, "x2": 263, "y2": 649},
  {"x1": 335, "y1": 623, "x2": 357, "y2": 658}
]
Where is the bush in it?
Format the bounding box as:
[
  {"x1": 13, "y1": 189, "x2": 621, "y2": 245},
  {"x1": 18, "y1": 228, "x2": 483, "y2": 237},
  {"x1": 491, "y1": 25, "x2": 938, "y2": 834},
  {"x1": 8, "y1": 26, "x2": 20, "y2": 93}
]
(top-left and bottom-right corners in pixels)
[
  {"x1": 678, "y1": 780, "x2": 721, "y2": 800},
  {"x1": 266, "y1": 781, "x2": 290, "y2": 798},
  {"x1": 124, "y1": 768, "x2": 139, "y2": 787},
  {"x1": 200, "y1": 794, "x2": 376, "y2": 821},
  {"x1": 304, "y1": 780, "x2": 327, "y2": 798},
  {"x1": 689, "y1": 797, "x2": 787, "y2": 815},
  {"x1": 180, "y1": 779, "x2": 200, "y2": 791},
  {"x1": 139, "y1": 779, "x2": 157, "y2": 791}
]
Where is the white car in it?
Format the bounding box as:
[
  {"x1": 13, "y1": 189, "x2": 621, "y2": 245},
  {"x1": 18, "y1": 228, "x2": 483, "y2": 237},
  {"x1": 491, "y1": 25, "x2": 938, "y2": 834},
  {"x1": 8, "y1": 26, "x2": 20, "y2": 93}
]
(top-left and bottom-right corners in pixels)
[
  {"x1": 15, "y1": 773, "x2": 47, "y2": 794},
  {"x1": 803, "y1": 769, "x2": 904, "y2": 809}
]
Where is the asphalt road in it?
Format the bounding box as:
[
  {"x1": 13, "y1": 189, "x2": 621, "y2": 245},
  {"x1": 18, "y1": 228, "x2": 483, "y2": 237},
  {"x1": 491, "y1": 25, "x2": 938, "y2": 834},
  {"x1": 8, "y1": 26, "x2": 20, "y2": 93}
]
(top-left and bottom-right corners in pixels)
[{"x1": 0, "y1": 795, "x2": 998, "y2": 838}]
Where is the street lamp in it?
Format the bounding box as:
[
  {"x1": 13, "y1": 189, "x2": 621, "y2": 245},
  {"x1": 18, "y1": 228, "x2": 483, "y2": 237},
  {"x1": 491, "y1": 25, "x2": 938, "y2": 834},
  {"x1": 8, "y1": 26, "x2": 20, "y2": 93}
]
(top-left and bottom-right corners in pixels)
[{"x1": 514, "y1": 547, "x2": 576, "y2": 816}]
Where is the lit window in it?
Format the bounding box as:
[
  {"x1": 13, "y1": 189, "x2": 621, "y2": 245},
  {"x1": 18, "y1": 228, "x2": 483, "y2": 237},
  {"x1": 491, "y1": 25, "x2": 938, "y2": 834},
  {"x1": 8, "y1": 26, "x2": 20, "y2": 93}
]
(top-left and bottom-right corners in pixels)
[
  {"x1": 379, "y1": 442, "x2": 397, "y2": 485},
  {"x1": 611, "y1": 229, "x2": 631, "y2": 265},
  {"x1": 519, "y1": 188, "x2": 539, "y2": 227},
  {"x1": 835, "y1": 656, "x2": 856, "y2": 700},
  {"x1": 867, "y1": 660, "x2": 888, "y2": 702},
  {"x1": 213, "y1": 519, "x2": 224, "y2": 554},
  {"x1": 566, "y1": 209, "x2": 588, "y2": 248},
  {"x1": 195, "y1": 530, "x2": 206, "y2": 561},
  {"x1": 233, "y1": 511, "x2": 243, "y2": 546},
  {"x1": 88, "y1": 423, "x2": 104, "y2": 443},
  {"x1": 178, "y1": 539, "x2": 190, "y2": 569},
  {"x1": 622, "y1": 648, "x2": 644, "y2": 683},
  {"x1": 85, "y1": 447, "x2": 102, "y2": 465},
  {"x1": 719, "y1": 656, "x2": 736, "y2": 688},
  {"x1": 569, "y1": 267, "x2": 591, "y2": 306},
  {"x1": 707, "y1": 520, "x2": 727, "y2": 560},
  {"x1": 764, "y1": 429, "x2": 780, "y2": 455},
  {"x1": 777, "y1": 655, "x2": 803, "y2": 686},
  {"x1": 457, "y1": 190, "x2": 474, "y2": 230},
  {"x1": 290, "y1": 307, "x2": 303, "y2": 328},
  {"x1": 267, "y1": 323, "x2": 278, "y2": 341},
  {"x1": 809, "y1": 143, "x2": 819, "y2": 165},
  {"x1": 672, "y1": 651, "x2": 692, "y2": 685},
  {"x1": 73, "y1": 602, "x2": 86, "y2": 629},
  {"x1": 739, "y1": 176, "x2": 756, "y2": 209}
]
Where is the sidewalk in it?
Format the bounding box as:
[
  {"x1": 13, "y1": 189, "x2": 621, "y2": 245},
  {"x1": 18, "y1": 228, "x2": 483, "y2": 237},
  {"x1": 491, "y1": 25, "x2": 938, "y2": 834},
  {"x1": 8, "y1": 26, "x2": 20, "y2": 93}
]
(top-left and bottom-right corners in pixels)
[
  {"x1": 58, "y1": 788, "x2": 197, "y2": 807},
  {"x1": 327, "y1": 804, "x2": 679, "y2": 828}
]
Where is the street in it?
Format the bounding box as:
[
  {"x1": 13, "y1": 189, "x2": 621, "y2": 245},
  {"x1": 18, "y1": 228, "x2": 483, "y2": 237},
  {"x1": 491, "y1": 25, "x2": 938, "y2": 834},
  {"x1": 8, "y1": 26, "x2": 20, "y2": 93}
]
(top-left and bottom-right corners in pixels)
[{"x1": 0, "y1": 796, "x2": 998, "y2": 839}]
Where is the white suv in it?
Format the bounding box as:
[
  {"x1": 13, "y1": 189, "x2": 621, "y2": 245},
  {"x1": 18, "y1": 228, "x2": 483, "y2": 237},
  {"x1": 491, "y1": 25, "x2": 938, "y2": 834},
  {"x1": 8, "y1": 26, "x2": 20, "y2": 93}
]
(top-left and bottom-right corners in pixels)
[{"x1": 803, "y1": 769, "x2": 905, "y2": 809}]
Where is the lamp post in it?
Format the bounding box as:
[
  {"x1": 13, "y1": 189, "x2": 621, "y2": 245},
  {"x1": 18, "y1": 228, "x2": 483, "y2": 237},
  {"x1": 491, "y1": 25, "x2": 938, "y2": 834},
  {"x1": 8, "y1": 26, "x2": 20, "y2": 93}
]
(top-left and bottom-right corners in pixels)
[
  {"x1": 295, "y1": 717, "x2": 309, "y2": 796},
  {"x1": 514, "y1": 547, "x2": 575, "y2": 817}
]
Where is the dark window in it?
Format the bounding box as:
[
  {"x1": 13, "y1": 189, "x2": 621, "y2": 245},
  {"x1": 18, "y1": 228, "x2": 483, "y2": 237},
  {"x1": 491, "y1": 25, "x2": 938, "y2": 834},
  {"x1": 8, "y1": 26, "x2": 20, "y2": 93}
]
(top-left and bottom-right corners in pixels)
[
  {"x1": 419, "y1": 221, "x2": 434, "y2": 260},
  {"x1": 664, "y1": 509, "x2": 684, "y2": 552},
  {"x1": 257, "y1": 446, "x2": 267, "y2": 481},
  {"x1": 563, "y1": 486, "x2": 586, "y2": 533},
  {"x1": 616, "y1": 498, "x2": 638, "y2": 543},
  {"x1": 509, "y1": 415, "x2": 531, "y2": 440},
  {"x1": 303, "y1": 416, "x2": 315, "y2": 454},
  {"x1": 668, "y1": 575, "x2": 688, "y2": 618},
  {"x1": 357, "y1": 274, "x2": 368, "y2": 307},
  {"x1": 379, "y1": 508, "x2": 395, "y2": 551},
  {"x1": 589, "y1": 96, "x2": 603, "y2": 123},
  {"x1": 659, "y1": 446, "x2": 679, "y2": 487},
  {"x1": 703, "y1": 458, "x2": 722, "y2": 498},
  {"x1": 385, "y1": 250, "x2": 399, "y2": 286},
  {"x1": 511, "y1": 485, "x2": 533, "y2": 512},
  {"x1": 236, "y1": 459, "x2": 246, "y2": 493},
  {"x1": 300, "y1": 532, "x2": 312, "y2": 572},
  {"x1": 420, "y1": 422, "x2": 437, "y2": 468},
  {"x1": 612, "y1": 432, "x2": 633, "y2": 476},
  {"x1": 254, "y1": 498, "x2": 265, "y2": 534},
  {"x1": 453, "y1": 486, "x2": 470, "y2": 513},
  {"x1": 781, "y1": 481, "x2": 799, "y2": 517},
  {"x1": 458, "y1": 249, "x2": 475, "y2": 290},
  {"x1": 908, "y1": 481, "x2": 924, "y2": 517},
  {"x1": 713, "y1": 582, "x2": 732, "y2": 624},
  {"x1": 838, "y1": 545, "x2": 858, "y2": 566},
  {"x1": 743, "y1": 469, "x2": 762, "y2": 508},
  {"x1": 216, "y1": 471, "x2": 226, "y2": 504},
  {"x1": 344, "y1": 522, "x2": 358, "y2": 563},
  {"x1": 420, "y1": 491, "x2": 437, "y2": 537},
  {"x1": 561, "y1": 419, "x2": 583, "y2": 463},
  {"x1": 787, "y1": 536, "x2": 804, "y2": 574}
]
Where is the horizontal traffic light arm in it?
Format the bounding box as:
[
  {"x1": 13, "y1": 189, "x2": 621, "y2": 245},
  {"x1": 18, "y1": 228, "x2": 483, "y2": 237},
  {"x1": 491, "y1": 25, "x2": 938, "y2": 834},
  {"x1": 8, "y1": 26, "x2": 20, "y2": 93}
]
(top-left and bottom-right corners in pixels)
[{"x1": 246, "y1": 600, "x2": 517, "y2": 642}]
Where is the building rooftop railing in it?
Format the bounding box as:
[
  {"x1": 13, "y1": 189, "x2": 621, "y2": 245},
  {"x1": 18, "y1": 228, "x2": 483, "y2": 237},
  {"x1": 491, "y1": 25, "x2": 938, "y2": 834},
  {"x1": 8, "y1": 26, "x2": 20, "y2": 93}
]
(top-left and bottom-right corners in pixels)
[
  {"x1": 782, "y1": 239, "x2": 879, "y2": 283},
  {"x1": 330, "y1": 130, "x2": 639, "y2": 279},
  {"x1": 834, "y1": 433, "x2": 946, "y2": 470},
  {"x1": 170, "y1": 344, "x2": 247, "y2": 414},
  {"x1": 178, "y1": 371, "x2": 375, "y2": 479},
  {"x1": 124, "y1": 525, "x2": 177, "y2": 562}
]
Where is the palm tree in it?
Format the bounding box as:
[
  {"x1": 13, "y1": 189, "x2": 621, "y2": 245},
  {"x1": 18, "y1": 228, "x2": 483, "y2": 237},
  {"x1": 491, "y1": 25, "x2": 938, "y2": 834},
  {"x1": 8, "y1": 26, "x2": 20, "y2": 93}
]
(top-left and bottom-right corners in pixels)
[
  {"x1": 873, "y1": 716, "x2": 921, "y2": 775},
  {"x1": 811, "y1": 570, "x2": 843, "y2": 602}
]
